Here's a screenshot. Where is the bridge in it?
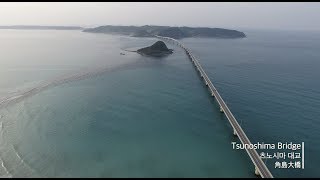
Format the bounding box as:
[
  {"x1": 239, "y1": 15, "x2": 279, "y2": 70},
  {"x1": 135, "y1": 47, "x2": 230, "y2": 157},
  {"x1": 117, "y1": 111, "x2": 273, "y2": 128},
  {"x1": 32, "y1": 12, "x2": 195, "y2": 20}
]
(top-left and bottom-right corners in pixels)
[{"x1": 156, "y1": 35, "x2": 273, "y2": 178}]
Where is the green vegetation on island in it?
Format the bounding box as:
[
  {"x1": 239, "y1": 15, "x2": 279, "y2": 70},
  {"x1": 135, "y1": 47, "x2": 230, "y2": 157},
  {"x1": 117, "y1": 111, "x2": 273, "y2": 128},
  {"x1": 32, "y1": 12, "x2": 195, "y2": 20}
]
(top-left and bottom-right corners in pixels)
[
  {"x1": 137, "y1": 41, "x2": 173, "y2": 57},
  {"x1": 83, "y1": 25, "x2": 246, "y2": 39}
]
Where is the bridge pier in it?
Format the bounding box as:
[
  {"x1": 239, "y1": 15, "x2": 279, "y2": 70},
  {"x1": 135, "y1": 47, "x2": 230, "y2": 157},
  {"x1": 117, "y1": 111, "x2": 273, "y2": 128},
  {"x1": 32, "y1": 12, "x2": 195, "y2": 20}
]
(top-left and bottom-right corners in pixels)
[
  {"x1": 255, "y1": 166, "x2": 260, "y2": 176},
  {"x1": 220, "y1": 106, "x2": 224, "y2": 113},
  {"x1": 233, "y1": 129, "x2": 237, "y2": 136}
]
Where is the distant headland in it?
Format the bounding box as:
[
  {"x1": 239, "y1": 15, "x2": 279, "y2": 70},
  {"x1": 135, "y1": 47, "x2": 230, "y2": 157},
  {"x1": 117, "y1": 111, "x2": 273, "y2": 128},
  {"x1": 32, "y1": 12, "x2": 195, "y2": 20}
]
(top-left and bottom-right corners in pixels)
[
  {"x1": 0, "y1": 25, "x2": 246, "y2": 39},
  {"x1": 83, "y1": 25, "x2": 246, "y2": 39},
  {"x1": 0, "y1": 25, "x2": 83, "y2": 30}
]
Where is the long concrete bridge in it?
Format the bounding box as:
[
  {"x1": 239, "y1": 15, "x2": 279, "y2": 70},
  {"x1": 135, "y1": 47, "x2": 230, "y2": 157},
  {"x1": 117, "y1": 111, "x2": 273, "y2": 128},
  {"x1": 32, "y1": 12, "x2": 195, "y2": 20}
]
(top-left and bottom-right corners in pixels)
[{"x1": 156, "y1": 35, "x2": 273, "y2": 178}]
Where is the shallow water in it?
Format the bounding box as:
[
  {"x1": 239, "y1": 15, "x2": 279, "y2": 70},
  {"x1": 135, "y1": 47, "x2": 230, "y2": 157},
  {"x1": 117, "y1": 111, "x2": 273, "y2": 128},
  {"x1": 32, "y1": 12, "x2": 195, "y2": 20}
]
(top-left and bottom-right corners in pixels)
[{"x1": 0, "y1": 29, "x2": 319, "y2": 177}]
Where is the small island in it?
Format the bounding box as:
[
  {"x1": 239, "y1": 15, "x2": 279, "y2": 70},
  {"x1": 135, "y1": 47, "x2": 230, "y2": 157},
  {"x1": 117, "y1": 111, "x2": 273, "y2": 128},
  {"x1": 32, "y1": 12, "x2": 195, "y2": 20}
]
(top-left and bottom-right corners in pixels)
[{"x1": 137, "y1": 41, "x2": 173, "y2": 57}]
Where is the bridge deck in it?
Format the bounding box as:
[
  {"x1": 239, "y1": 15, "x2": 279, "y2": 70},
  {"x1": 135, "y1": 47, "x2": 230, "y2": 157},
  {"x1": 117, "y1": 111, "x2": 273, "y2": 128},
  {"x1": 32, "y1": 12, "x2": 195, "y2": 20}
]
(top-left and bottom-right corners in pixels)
[{"x1": 156, "y1": 35, "x2": 273, "y2": 178}]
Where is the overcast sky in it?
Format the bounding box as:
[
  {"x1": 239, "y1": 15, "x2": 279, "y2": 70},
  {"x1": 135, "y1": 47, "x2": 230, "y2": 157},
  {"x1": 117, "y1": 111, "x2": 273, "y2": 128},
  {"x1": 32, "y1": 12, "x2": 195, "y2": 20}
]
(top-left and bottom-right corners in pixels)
[{"x1": 0, "y1": 2, "x2": 319, "y2": 31}]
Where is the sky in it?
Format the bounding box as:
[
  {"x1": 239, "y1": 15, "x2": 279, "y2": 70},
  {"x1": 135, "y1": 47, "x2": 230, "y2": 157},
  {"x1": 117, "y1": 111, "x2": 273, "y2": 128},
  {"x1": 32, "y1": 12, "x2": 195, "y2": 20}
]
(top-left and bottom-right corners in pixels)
[{"x1": 0, "y1": 2, "x2": 320, "y2": 31}]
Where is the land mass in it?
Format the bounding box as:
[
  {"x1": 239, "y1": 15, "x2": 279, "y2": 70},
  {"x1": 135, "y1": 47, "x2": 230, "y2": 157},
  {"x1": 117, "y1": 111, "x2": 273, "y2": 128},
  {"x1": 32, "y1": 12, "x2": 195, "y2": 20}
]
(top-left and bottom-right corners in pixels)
[
  {"x1": 137, "y1": 41, "x2": 173, "y2": 57},
  {"x1": 83, "y1": 25, "x2": 246, "y2": 39},
  {"x1": 0, "y1": 25, "x2": 246, "y2": 39},
  {"x1": 0, "y1": 25, "x2": 83, "y2": 30}
]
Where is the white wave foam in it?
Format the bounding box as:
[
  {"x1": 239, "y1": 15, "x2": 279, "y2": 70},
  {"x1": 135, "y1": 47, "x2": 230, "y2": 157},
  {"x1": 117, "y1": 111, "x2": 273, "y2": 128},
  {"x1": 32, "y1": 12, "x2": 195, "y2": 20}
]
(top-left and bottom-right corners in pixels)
[
  {"x1": 0, "y1": 157, "x2": 11, "y2": 177},
  {"x1": 11, "y1": 145, "x2": 24, "y2": 164},
  {"x1": 0, "y1": 61, "x2": 140, "y2": 110},
  {"x1": 7, "y1": 145, "x2": 40, "y2": 177}
]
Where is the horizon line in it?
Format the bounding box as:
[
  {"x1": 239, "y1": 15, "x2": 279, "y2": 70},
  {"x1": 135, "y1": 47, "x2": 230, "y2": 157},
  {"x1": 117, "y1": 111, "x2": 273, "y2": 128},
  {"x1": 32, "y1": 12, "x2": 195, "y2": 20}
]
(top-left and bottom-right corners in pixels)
[{"x1": 0, "y1": 24, "x2": 319, "y2": 32}]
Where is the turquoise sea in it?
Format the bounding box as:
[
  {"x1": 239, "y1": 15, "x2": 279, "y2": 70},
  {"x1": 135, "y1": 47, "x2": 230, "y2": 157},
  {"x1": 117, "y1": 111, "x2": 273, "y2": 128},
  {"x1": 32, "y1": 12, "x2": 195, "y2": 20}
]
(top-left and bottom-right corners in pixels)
[{"x1": 0, "y1": 29, "x2": 319, "y2": 177}]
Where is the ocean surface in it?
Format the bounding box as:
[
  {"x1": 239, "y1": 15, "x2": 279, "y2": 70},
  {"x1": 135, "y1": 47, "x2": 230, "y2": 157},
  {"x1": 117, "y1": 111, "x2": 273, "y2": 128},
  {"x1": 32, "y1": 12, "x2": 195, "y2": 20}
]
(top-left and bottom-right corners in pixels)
[{"x1": 0, "y1": 29, "x2": 319, "y2": 178}]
